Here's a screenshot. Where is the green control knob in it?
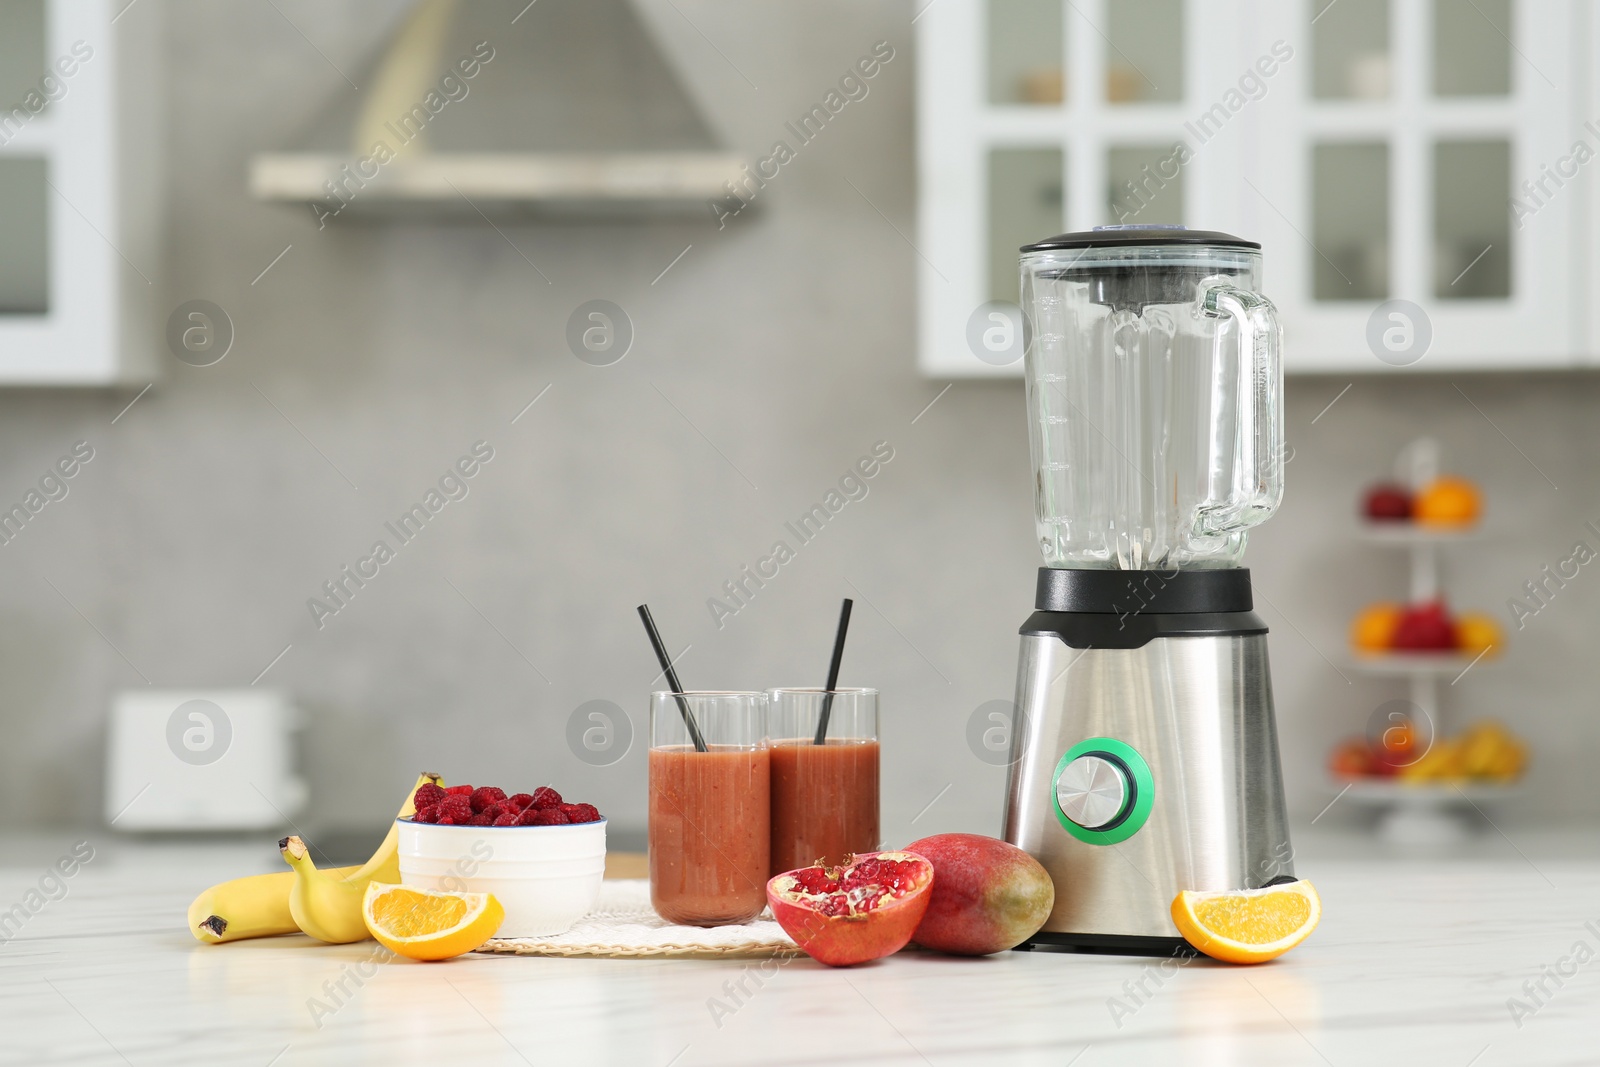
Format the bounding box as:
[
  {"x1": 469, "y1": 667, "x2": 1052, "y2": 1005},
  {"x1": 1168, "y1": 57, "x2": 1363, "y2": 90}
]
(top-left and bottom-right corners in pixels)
[
  {"x1": 1051, "y1": 737, "x2": 1154, "y2": 845},
  {"x1": 1055, "y1": 754, "x2": 1130, "y2": 830}
]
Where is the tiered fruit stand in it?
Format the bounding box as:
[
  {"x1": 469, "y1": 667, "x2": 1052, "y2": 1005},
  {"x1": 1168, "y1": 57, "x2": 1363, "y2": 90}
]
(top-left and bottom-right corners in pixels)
[{"x1": 1338, "y1": 441, "x2": 1522, "y2": 845}]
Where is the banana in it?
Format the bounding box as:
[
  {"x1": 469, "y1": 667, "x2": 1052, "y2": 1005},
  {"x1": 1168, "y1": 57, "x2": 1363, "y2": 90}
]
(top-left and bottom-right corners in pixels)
[
  {"x1": 336, "y1": 769, "x2": 440, "y2": 886},
  {"x1": 187, "y1": 771, "x2": 441, "y2": 944},
  {"x1": 188, "y1": 866, "x2": 357, "y2": 944},
  {"x1": 281, "y1": 835, "x2": 373, "y2": 944},
  {"x1": 283, "y1": 768, "x2": 443, "y2": 944}
]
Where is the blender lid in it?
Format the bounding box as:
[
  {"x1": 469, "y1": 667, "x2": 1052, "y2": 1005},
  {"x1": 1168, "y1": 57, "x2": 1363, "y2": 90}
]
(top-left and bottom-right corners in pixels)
[{"x1": 1021, "y1": 224, "x2": 1260, "y2": 253}]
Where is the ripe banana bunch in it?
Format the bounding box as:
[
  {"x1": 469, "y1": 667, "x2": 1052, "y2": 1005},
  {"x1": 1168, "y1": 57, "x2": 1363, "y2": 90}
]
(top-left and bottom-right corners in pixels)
[
  {"x1": 1399, "y1": 721, "x2": 1527, "y2": 783},
  {"x1": 280, "y1": 835, "x2": 372, "y2": 944},
  {"x1": 186, "y1": 771, "x2": 440, "y2": 944}
]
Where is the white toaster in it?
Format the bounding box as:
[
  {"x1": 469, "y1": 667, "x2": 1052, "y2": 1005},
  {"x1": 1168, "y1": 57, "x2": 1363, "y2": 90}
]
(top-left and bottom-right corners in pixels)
[{"x1": 105, "y1": 688, "x2": 307, "y2": 830}]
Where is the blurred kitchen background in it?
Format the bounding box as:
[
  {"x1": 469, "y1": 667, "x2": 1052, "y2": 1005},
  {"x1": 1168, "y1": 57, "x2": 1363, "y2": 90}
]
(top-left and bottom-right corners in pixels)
[{"x1": 1, "y1": 0, "x2": 1596, "y2": 846}]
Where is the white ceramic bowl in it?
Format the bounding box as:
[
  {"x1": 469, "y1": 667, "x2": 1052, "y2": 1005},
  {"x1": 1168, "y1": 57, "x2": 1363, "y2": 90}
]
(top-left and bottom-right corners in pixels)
[{"x1": 397, "y1": 817, "x2": 606, "y2": 937}]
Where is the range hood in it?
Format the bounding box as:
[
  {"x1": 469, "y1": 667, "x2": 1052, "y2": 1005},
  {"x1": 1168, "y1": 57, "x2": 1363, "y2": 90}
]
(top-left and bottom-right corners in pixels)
[{"x1": 250, "y1": 0, "x2": 743, "y2": 218}]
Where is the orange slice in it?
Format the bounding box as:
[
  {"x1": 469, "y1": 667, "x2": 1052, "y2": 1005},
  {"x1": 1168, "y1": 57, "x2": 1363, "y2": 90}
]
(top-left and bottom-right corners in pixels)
[
  {"x1": 1171, "y1": 880, "x2": 1321, "y2": 964},
  {"x1": 362, "y1": 883, "x2": 504, "y2": 961}
]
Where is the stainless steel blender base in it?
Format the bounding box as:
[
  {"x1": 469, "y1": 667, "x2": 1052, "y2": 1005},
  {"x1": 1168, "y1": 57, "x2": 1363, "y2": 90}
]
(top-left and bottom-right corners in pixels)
[{"x1": 1003, "y1": 632, "x2": 1294, "y2": 950}]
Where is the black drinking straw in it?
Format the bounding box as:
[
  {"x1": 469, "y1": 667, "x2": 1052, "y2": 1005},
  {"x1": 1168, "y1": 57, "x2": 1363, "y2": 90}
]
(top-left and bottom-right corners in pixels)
[
  {"x1": 812, "y1": 598, "x2": 854, "y2": 745},
  {"x1": 637, "y1": 604, "x2": 708, "y2": 752}
]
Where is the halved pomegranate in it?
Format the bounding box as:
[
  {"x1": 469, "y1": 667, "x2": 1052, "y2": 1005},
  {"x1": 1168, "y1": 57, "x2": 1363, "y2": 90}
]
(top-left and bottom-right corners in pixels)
[{"x1": 766, "y1": 851, "x2": 934, "y2": 967}]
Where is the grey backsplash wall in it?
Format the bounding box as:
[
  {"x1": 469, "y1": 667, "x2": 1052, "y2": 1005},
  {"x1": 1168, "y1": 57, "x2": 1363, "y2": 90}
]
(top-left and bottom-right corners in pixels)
[{"x1": 2, "y1": 1, "x2": 1594, "y2": 838}]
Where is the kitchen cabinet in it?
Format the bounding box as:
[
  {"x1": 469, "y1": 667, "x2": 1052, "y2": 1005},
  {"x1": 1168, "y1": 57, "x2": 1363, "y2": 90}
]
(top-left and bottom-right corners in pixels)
[
  {"x1": 1589, "y1": 1, "x2": 1600, "y2": 366},
  {"x1": 0, "y1": 0, "x2": 162, "y2": 385},
  {"x1": 917, "y1": 0, "x2": 1588, "y2": 375},
  {"x1": 1247, "y1": 0, "x2": 1578, "y2": 371}
]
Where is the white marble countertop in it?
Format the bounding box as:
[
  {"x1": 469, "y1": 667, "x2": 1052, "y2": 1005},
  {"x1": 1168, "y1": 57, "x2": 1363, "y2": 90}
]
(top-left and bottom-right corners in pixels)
[{"x1": 3, "y1": 826, "x2": 1599, "y2": 1066}]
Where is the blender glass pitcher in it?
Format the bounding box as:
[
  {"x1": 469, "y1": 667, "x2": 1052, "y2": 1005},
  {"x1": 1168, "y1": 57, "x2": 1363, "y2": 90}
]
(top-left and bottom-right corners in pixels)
[{"x1": 1021, "y1": 226, "x2": 1284, "y2": 570}]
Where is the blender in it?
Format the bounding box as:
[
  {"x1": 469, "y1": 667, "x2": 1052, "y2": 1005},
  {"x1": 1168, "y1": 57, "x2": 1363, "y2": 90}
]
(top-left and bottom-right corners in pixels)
[{"x1": 1001, "y1": 225, "x2": 1294, "y2": 955}]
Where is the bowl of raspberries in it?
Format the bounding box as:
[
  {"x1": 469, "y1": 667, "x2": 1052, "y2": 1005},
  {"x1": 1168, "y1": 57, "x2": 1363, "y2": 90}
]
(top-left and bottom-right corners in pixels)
[
  {"x1": 397, "y1": 784, "x2": 606, "y2": 937},
  {"x1": 408, "y1": 783, "x2": 602, "y2": 827}
]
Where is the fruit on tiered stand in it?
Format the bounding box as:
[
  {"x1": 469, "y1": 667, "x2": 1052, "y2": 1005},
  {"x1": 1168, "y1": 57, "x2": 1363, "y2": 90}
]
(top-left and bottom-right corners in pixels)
[
  {"x1": 1328, "y1": 720, "x2": 1526, "y2": 785},
  {"x1": 1349, "y1": 600, "x2": 1503, "y2": 657},
  {"x1": 1339, "y1": 440, "x2": 1526, "y2": 846},
  {"x1": 1361, "y1": 474, "x2": 1482, "y2": 527}
]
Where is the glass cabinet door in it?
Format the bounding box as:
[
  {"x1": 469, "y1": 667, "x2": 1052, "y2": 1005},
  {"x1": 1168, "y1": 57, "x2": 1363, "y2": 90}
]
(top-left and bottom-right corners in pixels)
[
  {"x1": 1310, "y1": 142, "x2": 1389, "y2": 300},
  {"x1": 1105, "y1": 142, "x2": 1185, "y2": 225},
  {"x1": 1312, "y1": 0, "x2": 1391, "y2": 100},
  {"x1": 0, "y1": 0, "x2": 47, "y2": 105},
  {"x1": 987, "y1": 0, "x2": 1064, "y2": 104},
  {"x1": 1433, "y1": 0, "x2": 1510, "y2": 96},
  {"x1": 916, "y1": 0, "x2": 1575, "y2": 375},
  {"x1": 1105, "y1": 0, "x2": 1183, "y2": 104},
  {"x1": 988, "y1": 147, "x2": 1063, "y2": 302},
  {"x1": 0, "y1": 158, "x2": 49, "y2": 314},
  {"x1": 0, "y1": 0, "x2": 154, "y2": 384},
  {"x1": 1430, "y1": 0, "x2": 1513, "y2": 302},
  {"x1": 982, "y1": 0, "x2": 1067, "y2": 306},
  {"x1": 919, "y1": 0, "x2": 1252, "y2": 374},
  {"x1": 0, "y1": 0, "x2": 50, "y2": 316},
  {"x1": 1246, "y1": 0, "x2": 1577, "y2": 370},
  {"x1": 1433, "y1": 139, "x2": 1510, "y2": 299}
]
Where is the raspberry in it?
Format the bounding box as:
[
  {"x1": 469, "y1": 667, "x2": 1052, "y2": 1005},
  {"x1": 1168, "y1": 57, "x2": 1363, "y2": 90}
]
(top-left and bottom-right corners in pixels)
[
  {"x1": 530, "y1": 787, "x2": 563, "y2": 810},
  {"x1": 467, "y1": 814, "x2": 494, "y2": 826},
  {"x1": 560, "y1": 803, "x2": 601, "y2": 824},
  {"x1": 445, "y1": 784, "x2": 474, "y2": 796},
  {"x1": 518, "y1": 807, "x2": 569, "y2": 825},
  {"x1": 412, "y1": 783, "x2": 447, "y2": 810},
  {"x1": 436, "y1": 795, "x2": 474, "y2": 822},
  {"x1": 412, "y1": 805, "x2": 440, "y2": 824},
  {"x1": 492, "y1": 813, "x2": 520, "y2": 826},
  {"x1": 506, "y1": 793, "x2": 535, "y2": 811},
  {"x1": 436, "y1": 816, "x2": 458, "y2": 825},
  {"x1": 471, "y1": 786, "x2": 507, "y2": 814}
]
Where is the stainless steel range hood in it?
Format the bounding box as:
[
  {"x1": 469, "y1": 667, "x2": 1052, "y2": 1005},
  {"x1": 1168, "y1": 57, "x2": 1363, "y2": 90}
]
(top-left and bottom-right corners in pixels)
[{"x1": 250, "y1": 0, "x2": 743, "y2": 218}]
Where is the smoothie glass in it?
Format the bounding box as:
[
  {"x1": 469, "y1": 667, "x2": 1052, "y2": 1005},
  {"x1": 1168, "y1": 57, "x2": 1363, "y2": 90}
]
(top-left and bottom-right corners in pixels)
[
  {"x1": 768, "y1": 688, "x2": 880, "y2": 875},
  {"x1": 648, "y1": 691, "x2": 770, "y2": 926}
]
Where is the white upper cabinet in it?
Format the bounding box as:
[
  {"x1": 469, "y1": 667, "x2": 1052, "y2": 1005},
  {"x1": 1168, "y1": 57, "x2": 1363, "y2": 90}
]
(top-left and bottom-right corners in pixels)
[
  {"x1": 918, "y1": 0, "x2": 1586, "y2": 375},
  {"x1": 0, "y1": 0, "x2": 162, "y2": 385},
  {"x1": 1247, "y1": 0, "x2": 1577, "y2": 371}
]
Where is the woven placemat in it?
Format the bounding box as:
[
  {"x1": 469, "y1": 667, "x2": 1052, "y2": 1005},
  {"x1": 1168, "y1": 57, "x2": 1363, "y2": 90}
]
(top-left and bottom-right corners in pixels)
[{"x1": 479, "y1": 879, "x2": 800, "y2": 960}]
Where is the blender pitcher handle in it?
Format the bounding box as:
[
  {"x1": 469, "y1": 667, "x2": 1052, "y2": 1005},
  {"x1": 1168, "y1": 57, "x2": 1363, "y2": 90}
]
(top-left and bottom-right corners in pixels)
[{"x1": 1201, "y1": 281, "x2": 1285, "y2": 523}]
